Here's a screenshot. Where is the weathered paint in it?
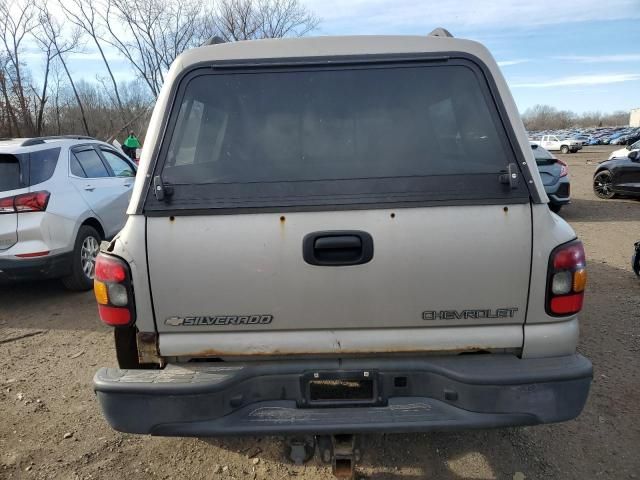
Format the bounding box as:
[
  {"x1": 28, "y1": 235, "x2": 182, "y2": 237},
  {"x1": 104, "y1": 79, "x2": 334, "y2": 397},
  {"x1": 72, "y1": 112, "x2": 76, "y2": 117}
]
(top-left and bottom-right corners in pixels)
[{"x1": 158, "y1": 325, "x2": 523, "y2": 358}]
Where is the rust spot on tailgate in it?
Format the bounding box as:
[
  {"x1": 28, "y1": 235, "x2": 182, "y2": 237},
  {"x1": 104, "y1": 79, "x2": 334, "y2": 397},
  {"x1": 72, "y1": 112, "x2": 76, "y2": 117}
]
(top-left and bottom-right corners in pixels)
[
  {"x1": 175, "y1": 345, "x2": 495, "y2": 358},
  {"x1": 137, "y1": 332, "x2": 165, "y2": 366}
]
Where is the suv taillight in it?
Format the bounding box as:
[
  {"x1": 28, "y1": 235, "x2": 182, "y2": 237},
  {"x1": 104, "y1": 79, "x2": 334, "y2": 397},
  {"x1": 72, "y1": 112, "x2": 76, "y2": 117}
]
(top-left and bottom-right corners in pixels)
[
  {"x1": 546, "y1": 239, "x2": 587, "y2": 316},
  {"x1": 94, "y1": 253, "x2": 135, "y2": 326},
  {"x1": 0, "y1": 191, "x2": 50, "y2": 214}
]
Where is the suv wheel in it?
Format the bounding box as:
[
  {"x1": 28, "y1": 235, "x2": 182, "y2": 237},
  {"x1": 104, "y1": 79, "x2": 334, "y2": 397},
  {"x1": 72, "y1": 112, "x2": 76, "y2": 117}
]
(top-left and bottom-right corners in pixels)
[
  {"x1": 560, "y1": 145, "x2": 569, "y2": 154},
  {"x1": 593, "y1": 171, "x2": 615, "y2": 199},
  {"x1": 62, "y1": 225, "x2": 101, "y2": 291}
]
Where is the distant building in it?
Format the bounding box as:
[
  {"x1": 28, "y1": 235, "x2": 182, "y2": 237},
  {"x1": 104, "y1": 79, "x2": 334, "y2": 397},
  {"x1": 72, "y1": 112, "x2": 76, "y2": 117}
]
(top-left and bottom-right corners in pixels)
[{"x1": 631, "y1": 108, "x2": 640, "y2": 127}]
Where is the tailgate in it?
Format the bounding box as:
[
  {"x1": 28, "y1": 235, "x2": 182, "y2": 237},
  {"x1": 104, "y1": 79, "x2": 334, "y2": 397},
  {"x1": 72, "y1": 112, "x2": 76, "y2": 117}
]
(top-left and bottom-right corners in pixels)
[
  {"x1": 148, "y1": 205, "x2": 531, "y2": 332},
  {"x1": 143, "y1": 54, "x2": 535, "y2": 354}
]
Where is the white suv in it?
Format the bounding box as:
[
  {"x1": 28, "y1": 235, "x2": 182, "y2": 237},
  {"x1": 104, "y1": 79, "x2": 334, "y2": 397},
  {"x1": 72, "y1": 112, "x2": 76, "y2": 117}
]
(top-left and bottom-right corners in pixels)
[{"x1": 0, "y1": 136, "x2": 136, "y2": 290}]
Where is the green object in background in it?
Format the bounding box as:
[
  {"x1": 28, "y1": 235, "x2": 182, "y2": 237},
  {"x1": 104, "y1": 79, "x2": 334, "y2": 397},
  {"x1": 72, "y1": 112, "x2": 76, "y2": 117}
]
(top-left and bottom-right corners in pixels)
[{"x1": 124, "y1": 135, "x2": 141, "y2": 148}]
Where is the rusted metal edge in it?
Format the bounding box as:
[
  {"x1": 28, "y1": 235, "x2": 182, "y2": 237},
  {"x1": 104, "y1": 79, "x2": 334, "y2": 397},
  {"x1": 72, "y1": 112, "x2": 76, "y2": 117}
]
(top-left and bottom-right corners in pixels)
[{"x1": 137, "y1": 332, "x2": 165, "y2": 366}]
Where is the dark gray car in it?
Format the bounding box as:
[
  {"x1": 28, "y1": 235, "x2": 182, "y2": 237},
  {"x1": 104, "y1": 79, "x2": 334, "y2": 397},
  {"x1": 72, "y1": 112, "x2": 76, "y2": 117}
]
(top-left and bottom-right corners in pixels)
[{"x1": 531, "y1": 143, "x2": 570, "y2": 213}]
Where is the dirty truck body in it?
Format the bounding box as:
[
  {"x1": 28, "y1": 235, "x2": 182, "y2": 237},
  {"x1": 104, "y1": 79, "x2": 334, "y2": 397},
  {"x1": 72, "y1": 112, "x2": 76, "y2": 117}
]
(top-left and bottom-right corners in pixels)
[{"x1": 93, "y1": 35, "x2": 592, "y2": 436}]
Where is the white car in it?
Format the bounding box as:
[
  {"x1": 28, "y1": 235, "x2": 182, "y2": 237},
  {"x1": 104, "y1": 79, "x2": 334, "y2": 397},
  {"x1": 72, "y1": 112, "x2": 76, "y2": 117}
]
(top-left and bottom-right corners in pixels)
[
  {"x1": 0, "y1": 136, "x2": 136, "y2": 290},
  {"x1": 609, "y1": 139, "x2": 640, "y2": 160},
  {"x1": 530, "y1": 135, "x2": 582, "y2": 154}
]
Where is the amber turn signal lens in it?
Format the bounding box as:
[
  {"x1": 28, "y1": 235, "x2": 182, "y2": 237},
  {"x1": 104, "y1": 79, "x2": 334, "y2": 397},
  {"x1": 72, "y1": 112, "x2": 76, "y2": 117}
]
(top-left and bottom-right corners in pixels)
[
  {"x1": 573, "y1": 269, "x2": 587, "y2": 293},
  {"x1": 94, "y1": 280, "x2": 109, "y2": 305}
]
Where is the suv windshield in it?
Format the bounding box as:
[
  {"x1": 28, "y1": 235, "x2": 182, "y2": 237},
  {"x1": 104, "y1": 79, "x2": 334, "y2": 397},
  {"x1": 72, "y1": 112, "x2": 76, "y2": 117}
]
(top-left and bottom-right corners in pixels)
[{"x1": 163, "y1": 63, "x2": 515, "y2": 185}]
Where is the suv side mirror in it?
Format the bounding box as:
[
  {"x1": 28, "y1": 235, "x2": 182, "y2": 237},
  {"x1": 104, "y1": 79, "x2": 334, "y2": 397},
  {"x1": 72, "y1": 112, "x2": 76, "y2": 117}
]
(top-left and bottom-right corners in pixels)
[{"x1": 628, "y1": 150, "x2": 639, "y2": 161}]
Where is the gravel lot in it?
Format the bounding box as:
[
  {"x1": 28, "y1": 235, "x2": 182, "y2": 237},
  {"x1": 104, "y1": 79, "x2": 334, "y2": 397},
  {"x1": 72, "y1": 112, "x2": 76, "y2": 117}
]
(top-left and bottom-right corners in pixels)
[{"x1": 1, "y1": 145, "x2": 639, "y2": 480}]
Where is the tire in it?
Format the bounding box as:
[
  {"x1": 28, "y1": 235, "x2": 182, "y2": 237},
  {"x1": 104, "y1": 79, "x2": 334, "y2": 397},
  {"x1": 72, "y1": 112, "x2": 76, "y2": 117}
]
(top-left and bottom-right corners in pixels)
[
  {"x1": 593, "y1": 171, "x2": 616, "y2": 199},
  {"x1": 61, "y1": 225, "x2": 101, "y2": 291},
  {"x1": 549, "y1": 203, "x2": 562, "y2": 213},
  {"x1": 560, "y1": 145, "x2": 569, "y2": 154}
]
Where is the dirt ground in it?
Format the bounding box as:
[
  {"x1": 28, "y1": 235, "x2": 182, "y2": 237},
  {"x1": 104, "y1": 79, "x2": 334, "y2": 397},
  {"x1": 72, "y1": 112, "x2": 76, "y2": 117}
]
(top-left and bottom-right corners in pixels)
[{"x1": 1, "y1": 145, "x2": 639, "y2": 480}]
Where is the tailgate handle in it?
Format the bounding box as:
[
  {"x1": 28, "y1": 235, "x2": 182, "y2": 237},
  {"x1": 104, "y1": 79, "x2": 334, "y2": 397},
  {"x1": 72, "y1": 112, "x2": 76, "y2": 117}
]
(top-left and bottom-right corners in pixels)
[{"x1": 303, "y1": 231, "x2": 374, "y2": 266}]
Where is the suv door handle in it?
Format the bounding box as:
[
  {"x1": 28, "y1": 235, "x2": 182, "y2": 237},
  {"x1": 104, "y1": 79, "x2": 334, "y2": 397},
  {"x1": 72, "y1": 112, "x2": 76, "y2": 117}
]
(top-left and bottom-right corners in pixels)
[
  {"x1": 84, "y1": 185, "x2": 95, "y2": 192},
  {"x1": 303, "y1": 231, "x2": 374, "y2": 266}
]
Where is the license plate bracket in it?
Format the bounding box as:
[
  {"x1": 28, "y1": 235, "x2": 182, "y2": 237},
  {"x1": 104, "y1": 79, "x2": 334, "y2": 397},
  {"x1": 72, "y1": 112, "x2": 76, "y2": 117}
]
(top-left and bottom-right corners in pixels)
[{"x1": 300, "y1": 370, "x2": 383, "y2": 407}]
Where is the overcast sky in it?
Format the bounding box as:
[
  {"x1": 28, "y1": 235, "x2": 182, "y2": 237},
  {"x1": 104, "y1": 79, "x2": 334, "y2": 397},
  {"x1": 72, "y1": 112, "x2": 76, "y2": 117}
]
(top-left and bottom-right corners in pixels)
[{"x1": 23, "y1": 0, "x2": 640, "y2": 113}]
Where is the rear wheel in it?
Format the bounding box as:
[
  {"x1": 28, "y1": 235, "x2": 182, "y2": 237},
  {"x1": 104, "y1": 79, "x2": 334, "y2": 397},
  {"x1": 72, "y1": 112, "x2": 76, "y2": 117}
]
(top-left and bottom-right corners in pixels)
[
  {"x1": 560, "y1": 145, "x2": 569, "y2": 154},
  {"x1": 61, "y1": 225, "x2": 101, "y2": 291},
  {"x1": 593, "y1": 171, "x2": 615, "y2": 199}
]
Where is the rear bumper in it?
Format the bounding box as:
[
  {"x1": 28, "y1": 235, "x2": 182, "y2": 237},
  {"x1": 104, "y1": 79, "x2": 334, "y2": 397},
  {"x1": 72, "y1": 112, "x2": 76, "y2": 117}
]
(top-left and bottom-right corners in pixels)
[
  {"x1": 0, "y1": 252, "x2": 72, "y2": 282},
  {"x1": 94, "y1": 354, "x2": 592, "y2": 436},
  {"x1": 546, "y1": 179, "x2": 571, "y2": 206}
]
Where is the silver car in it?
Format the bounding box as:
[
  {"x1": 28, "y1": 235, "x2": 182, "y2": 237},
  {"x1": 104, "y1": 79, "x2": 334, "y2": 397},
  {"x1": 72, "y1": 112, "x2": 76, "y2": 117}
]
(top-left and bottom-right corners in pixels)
[{"x1": 0, "y1": 136, "x2": 136, "y2": 290}]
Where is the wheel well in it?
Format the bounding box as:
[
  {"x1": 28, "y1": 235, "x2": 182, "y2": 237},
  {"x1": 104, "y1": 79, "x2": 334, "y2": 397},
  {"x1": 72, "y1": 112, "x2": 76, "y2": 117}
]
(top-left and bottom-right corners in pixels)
[{"x1": 81, "y1": 217, "x2": 105, "y2": 240}]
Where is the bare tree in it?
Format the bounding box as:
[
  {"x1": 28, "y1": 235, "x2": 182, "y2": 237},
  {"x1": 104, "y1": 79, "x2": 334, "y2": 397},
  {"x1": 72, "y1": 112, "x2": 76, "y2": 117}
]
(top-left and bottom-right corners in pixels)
[
  {"x1": 100, "y1": 0, "x2": 207, "y2": 96},
  {"x1": 0, "y1": 0, "x2": 37, "y2": 135},
  {"x1": 37, "y1": 3, "x2": 91, "y2": 135},
  {"x1": 99, "y1": 0, "x2": 318, "y2": 97},
  {"x1": 0, "y1": 53, "x2": 22, "y2": 136},
  {"x1": 523, "y1": 104, "x2": 631, "y2": 131},
  {"x1": 212, "y1": 0, "x2": 319, "y2": 41},
  {"x1": 30, "y1": 22, "x2": 61, "y2": 135},
  {"x1": 60, "y1": 0, "x2": 125, "y2": 116}
]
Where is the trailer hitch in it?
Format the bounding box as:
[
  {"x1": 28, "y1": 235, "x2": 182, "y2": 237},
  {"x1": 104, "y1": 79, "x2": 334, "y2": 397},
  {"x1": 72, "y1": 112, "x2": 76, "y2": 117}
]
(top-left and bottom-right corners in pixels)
[{"x1": 318, "y1": 434, "x2": 361, "y2": 479}]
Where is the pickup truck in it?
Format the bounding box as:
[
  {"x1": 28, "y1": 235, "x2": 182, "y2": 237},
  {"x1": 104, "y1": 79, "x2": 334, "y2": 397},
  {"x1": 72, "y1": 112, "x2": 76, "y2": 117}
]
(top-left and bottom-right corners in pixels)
[
  {"x1": 531, "y1": 135, "x2": 582, "y2": 154},
  {"x1": 91, "y1": 31, "x2": 592, "y2": 470}
]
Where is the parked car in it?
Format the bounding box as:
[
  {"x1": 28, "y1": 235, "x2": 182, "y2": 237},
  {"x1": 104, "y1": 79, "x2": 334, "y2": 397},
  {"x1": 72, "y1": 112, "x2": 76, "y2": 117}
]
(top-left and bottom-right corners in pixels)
[
  {"x1": 633, "y1": 242, "x2": 640, "y2": 277},
  {"x1": 609, "y1": 139, "x2": 640, "y2": 160},
  {"x1": 0, "y1": 136, "x2": 136, "y2": 290},
  {"x1": 593, "y1": 150, "x2": 640, "y2": 199},
  {"x1": 531, "y1": 144, "x2": 570, "y2": 212},
  {"x1": 92, "y1": 32, "x2": 592, "y2": 454},
  {"x1": 530, "y1": 135, "x2": 582, "y2": 154}
]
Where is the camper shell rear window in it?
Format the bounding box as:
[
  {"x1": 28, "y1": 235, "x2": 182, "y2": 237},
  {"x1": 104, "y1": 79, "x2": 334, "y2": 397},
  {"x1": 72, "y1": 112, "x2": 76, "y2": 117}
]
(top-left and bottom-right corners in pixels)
[{"x1": 145, "y1": 55, "x2": 532, "y2": 214}]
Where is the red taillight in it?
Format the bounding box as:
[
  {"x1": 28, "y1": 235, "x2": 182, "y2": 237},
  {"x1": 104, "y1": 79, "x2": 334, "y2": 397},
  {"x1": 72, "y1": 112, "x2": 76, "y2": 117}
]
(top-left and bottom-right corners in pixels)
[
  {"x1": 0, "y1": 191, "x2": 50, "y2": 214},
  {"x1": 94, "y1": 253, "x2": 135, "y2": 327},
  {"x1": 97, "y1": 305, "x2": 132, "y2": 326},
  {"x1": 0, "y1": 196, "x2": 14, "y2": 213},
  {"x1": 550, "y1": 294, "x2": 584, "y2": 315},
  {"x1": 557, "y1": 159, "x2": 568, "y2": 178},
  {"x1": 547, "y1": 240, "x2": 587, "y2": 316},
  {"x1": 95, "y1": 255, "x2": 127, "y2": 283},
  {"x1": 553, "y1": 241, "x2": 585, "y2": 269}
]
